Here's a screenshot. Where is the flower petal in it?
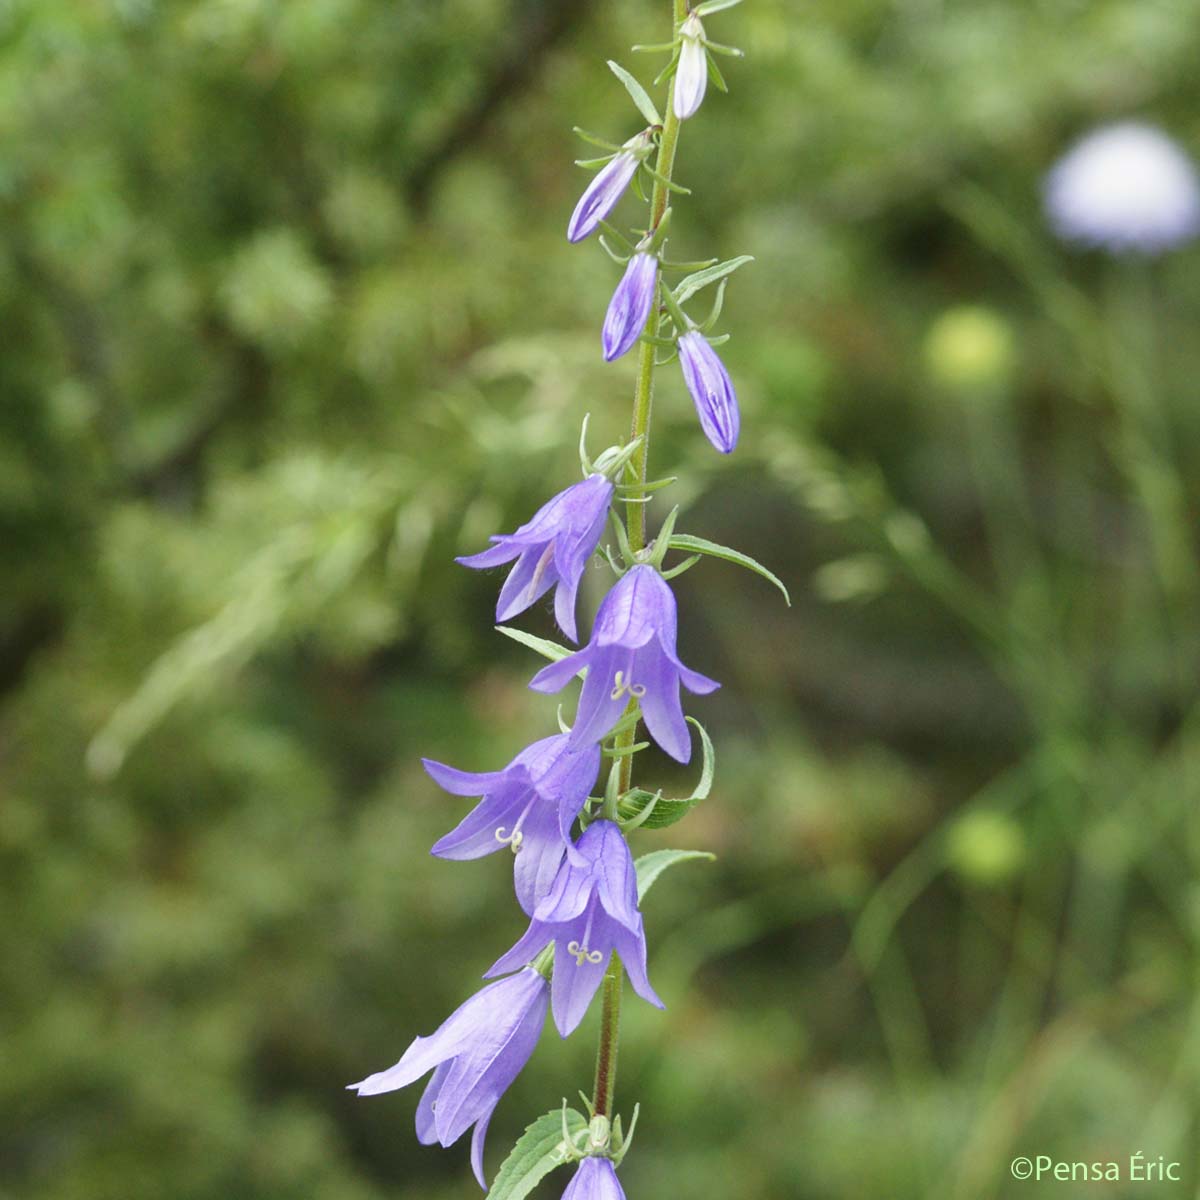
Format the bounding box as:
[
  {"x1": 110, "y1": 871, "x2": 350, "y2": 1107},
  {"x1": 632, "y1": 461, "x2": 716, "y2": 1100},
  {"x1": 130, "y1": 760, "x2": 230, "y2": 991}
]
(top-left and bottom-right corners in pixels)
[
  {"x1": 430, "y1": 787, "x2": 530, "y2": 861},
  {"x1": 485, "y1": 922, "x2": 553, "y2": 979},
  {"x1": 528, "y1": 647, "x2": 592, "y2": 694},
  {"x1": 415, "y1": 1061, "x2": 450, "y2": 1144},
  {"x1": 550, "y1": 920, "x2": 610, "y2": 1037},
  {"x1": 470, "y1": 1112, "x2": 493, "y2": 1191},
  {"x1": 566, "y1": 646, "x2": 632, "y2": 750},
  {"x1": 432, "y1": 970, "x2": 549, "y2": 1146},
  {"x1": 456, "y1": 539, "x2": 522, "y2": 570},
  {"x1": 635, "y1": 647, "x2": 692, "y2": 764},
  {"x1": 614, "y1": 920, "x2": 665, "y2": 1011},
  {"x1": 423, "y1": 758, "x2": 513, "y2": 798}
]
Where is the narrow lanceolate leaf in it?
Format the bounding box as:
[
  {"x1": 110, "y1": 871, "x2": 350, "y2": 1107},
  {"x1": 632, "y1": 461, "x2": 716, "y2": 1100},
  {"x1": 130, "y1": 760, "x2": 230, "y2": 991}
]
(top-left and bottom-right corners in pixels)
[
  {"x1": 607, "y1": 60, "x2": 662, "y2": 127},
  {"x1": 672, "y1": 255, "x2": 754, "y2": 306},
  {"x1": 636, "y1": 848, "x2": 717, "y2": 902},
  {"x1": 619, "y1": 717, "x2": 715, "y2": 829},
  {"x1": 694, "y1": 0, "x2": 744, "y2": 15},
  {"x1": 488, "y1": 1108, "x2": 589, "y2": 1200},
  {"x1": 667, "y1": 534, "x2": 791, "y2": 606},
  {"x1": 497, "y1": 626, "x2": 577, "y2": 664}
]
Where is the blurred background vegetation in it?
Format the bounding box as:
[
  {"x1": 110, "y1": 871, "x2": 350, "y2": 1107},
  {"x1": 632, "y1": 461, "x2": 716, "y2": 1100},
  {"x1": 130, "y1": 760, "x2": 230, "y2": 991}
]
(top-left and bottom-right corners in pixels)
[{"x1": 4, "y1": 0, "x2": 1200, "y2": 1196}]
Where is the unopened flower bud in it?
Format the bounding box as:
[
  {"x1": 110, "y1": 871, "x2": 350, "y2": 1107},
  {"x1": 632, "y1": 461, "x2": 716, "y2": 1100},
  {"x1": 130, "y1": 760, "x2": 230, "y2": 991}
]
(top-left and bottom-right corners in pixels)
[
  {"x1": 677, "y1": 330, "x2": 739, "y2": 453},
  {"x1": 674, "y1": 13, "x2": 708, "y2": 121},
  {"x1": 603, "y1": 253, "x2": 659, "y2": 361},
  {"x1": 568, "y1": 133, "x2": 653, "y2": 244}
]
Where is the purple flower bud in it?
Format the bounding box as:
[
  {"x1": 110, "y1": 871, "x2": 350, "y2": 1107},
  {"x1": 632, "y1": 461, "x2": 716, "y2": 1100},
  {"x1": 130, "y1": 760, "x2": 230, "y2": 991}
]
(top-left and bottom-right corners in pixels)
[
  {"x1": 487, "y1": 820, "x2": 664, "y2": 1037},
  {"x1": 568, "y1": 134, "x2": 651, "y2": 244},
  {"x1": 528, "y1": 564, "x2": 719, "y2": 764},
  {"x1": 673, "y1": 14, "x2": 708, "y2": 121},
  {"x1": 347, "y1": 967, "x2": 549, "y2": 1189},
  {"x1": 677, "y1": 330, "x2": 739, "y2": 454},
  {"x1": 424, "y1": 734, "x2": 601, "y2": 914},
  {"x1": 602, "y1": 253, "x2": 659, "y2": 362},
  {"x1": 457, "y1": 473, "x2": 613, "y2": 643},
  {"x1": 562, "y1": 1157, "x2": 627, "y2": 1200}
]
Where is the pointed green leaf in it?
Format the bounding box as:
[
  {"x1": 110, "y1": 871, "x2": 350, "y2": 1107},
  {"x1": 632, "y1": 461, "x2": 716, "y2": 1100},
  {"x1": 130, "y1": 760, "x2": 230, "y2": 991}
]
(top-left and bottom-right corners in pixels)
[
  {"x1": 488, "y1": 1107, "x2": 589, "y2": 1200},
  {"x1": 607, "y1": 60, "x2": 662, "y2": 127},
  {"x1": 496, "y1": 627, "x2": 583, "y2": 675},
  {"x1": 667, "y1": 534, "x2": 791, "y2": 605},
  {"x1": 619, "y1": 718, "x2": 714, "y2": 829},
  {"x1": 672, "y1": 255, "x2": 754, "y2": 306},
  {"x1": 694, "y1": 0, "x2": 744, "y2": 14},
  {"x1": 636, "y1": 848, "x2": 716, "y2": 902}
]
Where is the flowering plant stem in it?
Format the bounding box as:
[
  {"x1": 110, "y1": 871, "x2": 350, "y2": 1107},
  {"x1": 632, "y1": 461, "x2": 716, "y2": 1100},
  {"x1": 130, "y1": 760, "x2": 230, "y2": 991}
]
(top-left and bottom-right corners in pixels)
[{"x1": 593, "y1": 0, "x2": 689, "y2": 1122}]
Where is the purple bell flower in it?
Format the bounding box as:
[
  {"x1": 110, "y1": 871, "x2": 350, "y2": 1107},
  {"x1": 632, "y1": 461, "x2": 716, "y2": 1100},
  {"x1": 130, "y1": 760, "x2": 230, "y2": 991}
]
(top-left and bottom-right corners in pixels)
[
  {"x1": 425, "y1": 734, "x2": 602, "y2": 914},
  {"x1": 562, "y1": 1157, "x2": 627, "y2": 1200},
  {"x1": 347, "y1": 967, "x2": 549, "y2": 1190},
  {"x1": 568, "y1": 133, "x2": 652, "y2": 244},
  {"x1": 678, "y1": 330, "x2": 739, "y2": 454},
  {"x1": 457, "y1": 474, "x2": 613, "y2": 643},
  {"x1": 487, "y1": 819, "x2": 663, "y2": 1037},
  {"x1": 527, "y1": 564, "x2": 719, "y2": 764},
  {"x1": 602, "y1": 253, "x2": 659, "y2": 362}
]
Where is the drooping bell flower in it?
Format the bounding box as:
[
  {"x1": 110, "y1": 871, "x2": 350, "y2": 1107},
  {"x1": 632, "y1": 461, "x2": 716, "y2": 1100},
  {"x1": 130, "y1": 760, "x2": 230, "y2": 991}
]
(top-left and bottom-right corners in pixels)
[
  {"x1": 425, "y1": 734, "x2": 601, "y2": 914},
  {"x1": 1044, "y1": 122, "x2": 1200, "y2": 255},
  {"x1": 674, "y1": 12, "x2": 708, "y2": 121},
  {"x1": 528, "y1": 565, "x2": 718, "y2": 764},
  {"x1": 457, "y1": 474, "x2": 613, "y2": 643},
  {"x1": 677, "y1": 330, "x2": 739, "y2": 454},
  {"x1": 602, "y1": 253, "x2": 659, "y2": 362},
  {"x1": 568, "y1": 132, "x2": 654, "y2": 244},
  {"x1": 562, "y1": 1156, "x2": 627, "y2": 1200},
  {"x1": 347, "y1": 967, "x2": 549, "y2": 1189},
  {"x1": 487, "y1": 820, "x2": 663, "y2": 1037}
]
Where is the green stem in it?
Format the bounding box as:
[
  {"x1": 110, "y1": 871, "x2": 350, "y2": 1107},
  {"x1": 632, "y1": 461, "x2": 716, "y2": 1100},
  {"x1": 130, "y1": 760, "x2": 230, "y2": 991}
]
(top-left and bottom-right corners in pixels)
[
  {"x1": 625, "y1": 0, "x2": 686, "y2": 558},
  {"x1": 592, "y1": 0, "x2": 687, "y2": 1121},
  {"x1": 591, "y1": 954, "x2": 624, "y2": 1117}
]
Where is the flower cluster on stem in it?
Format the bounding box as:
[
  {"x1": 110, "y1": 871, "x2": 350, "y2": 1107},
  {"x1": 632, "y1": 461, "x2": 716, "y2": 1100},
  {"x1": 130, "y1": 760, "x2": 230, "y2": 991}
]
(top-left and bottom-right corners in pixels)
[{"x1": 349, "y1": 4, "x2": 769, "y2": 1197}]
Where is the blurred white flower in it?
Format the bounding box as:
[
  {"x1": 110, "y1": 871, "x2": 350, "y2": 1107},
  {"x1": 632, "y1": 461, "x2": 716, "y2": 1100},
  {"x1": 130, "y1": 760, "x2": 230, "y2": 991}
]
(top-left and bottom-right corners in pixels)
[{"x1": 1044, "y1": 121, "x2": 1200, "y2": 255}]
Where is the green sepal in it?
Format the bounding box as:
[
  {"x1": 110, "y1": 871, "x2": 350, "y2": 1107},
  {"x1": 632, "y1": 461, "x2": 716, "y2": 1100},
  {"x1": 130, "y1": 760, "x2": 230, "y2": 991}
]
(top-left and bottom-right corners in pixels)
[
  {"x1": 694, "y1": 0, "x2": 743, "y2": 15},
  {"x1": 661, "y1": 554, "x2": 702, "y2": 580},
  {"x1": 666, "y1": 534, "x2": 791, "y2": 605},
  {"x1": 619, "y1": 716, "x2": 714, "y2": 829},
  {"x1": 699, "y1": 278, "x2": 729, "y2": 332},
  {"x1": 706, "y1": 49, "x2": 729, "y2": 92},
  {"x1": 607, "y1": 60, "x2": 662, "y2": 127},
  {"x1": 576, "y1": 155, "x2": 616, "y2": 169},
  {"x1": 573, "y1": 127, "x2": 624, "y2": 152},
  {"x1": 653, "y1": 50, "x2": 681, "y2": 88},
  {"x1": 635, "y1": 848, "x2": 717, "y2": 902},
  {"x1": 488, "y1": 1107, "x2": 589, "y2": 1200},
  {"x1": 672, "y1": 255, "x2": 754, "y2": 306},
  {"x1": 643, "y1": 164, "x2": 691, "y2": 195}
]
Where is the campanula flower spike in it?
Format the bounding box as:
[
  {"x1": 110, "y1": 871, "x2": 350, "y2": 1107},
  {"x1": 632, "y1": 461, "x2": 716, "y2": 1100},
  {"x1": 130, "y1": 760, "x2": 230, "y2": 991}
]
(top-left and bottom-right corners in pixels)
[
  {"x1": 425, "y1": 734, "x2": 602, "y2": 913},
  {"x1": 527, "y1": 564, "x2": 719, "y2": 764},
  {"x1": 351, "y1": 1, "x2": 780, "y2": 1192},
  {"x1": 347, "y1": 967, "x2": 550, "y2": 1189},
  {"x1": 457, "y1": 474, "x2": 613, "y2": 642},
  {"x1": 487, "y1": 820, "x2": 664, "y2": 1037}
]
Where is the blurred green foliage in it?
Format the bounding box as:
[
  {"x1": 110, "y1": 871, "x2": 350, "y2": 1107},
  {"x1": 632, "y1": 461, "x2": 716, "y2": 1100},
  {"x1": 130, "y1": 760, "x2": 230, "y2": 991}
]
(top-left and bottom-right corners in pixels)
[{"x1": 4, "y1": 1, "x2": 1200, "y2": 1197}]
